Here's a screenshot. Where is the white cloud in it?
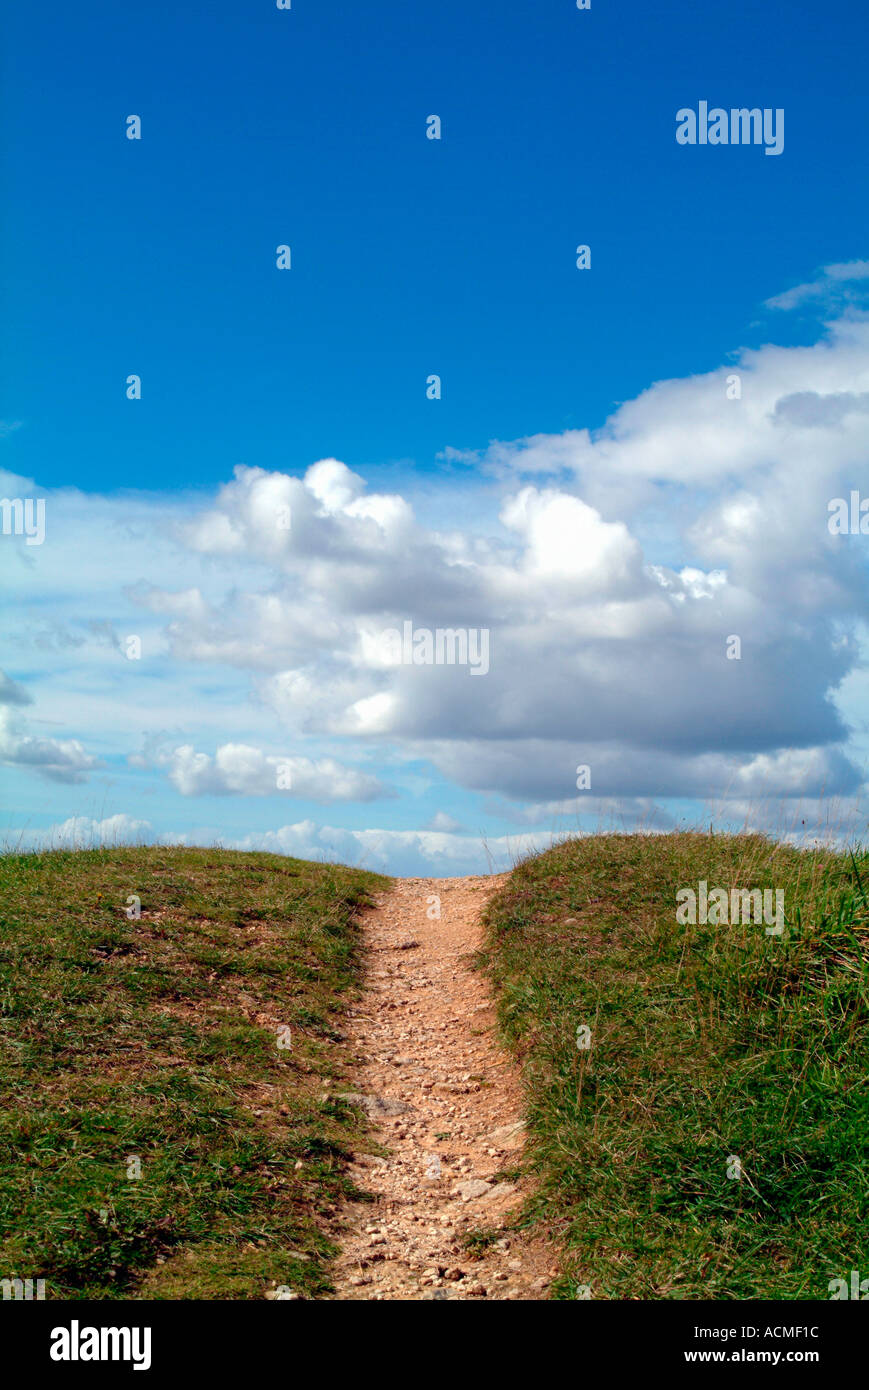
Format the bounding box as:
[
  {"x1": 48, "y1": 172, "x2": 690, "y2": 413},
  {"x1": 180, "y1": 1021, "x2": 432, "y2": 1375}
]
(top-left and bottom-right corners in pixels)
[
  {"x1": 6, "y1": 811, "x2": 559, "y2": 876},
  {"x1": 60, "y1": 316, "x2": 869, "y2": 806},
  {"x1": 765, "y1": 259, "x2": 869, "y2": 311},
  {"x1": 12, "y1": 796, "x2": 865, "y2": 877},
  {"x1": 141, "y1": 739, "x2": 391, "y2": 802},
  {"x1": 227, "y1": 819, "x2": 559, "y2": 876},
  {"x1": 0, "y1": 671, "x2": 99, "y2": 784},
  {"x1": 10, "y1": 814, "x2": 155, "y2": 850},
  {"x1": 427, "y1": 810, "x2": 465, "y2": 832},
  {"x1": 500, "y1": 487, "x2": 642, "y2": 592},
  {"x1": 6, "y1": 298, "x2": 869, "y2": 867}
]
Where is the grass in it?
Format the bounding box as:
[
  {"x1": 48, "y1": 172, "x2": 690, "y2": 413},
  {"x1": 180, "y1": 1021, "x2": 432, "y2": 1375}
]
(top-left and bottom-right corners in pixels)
[
  {"x1": 479, "y1": 831, "x2": 869, "y2": 1300},
  {"x1": 0, "y1": 845, "x2": 388, "y2": 1299}
]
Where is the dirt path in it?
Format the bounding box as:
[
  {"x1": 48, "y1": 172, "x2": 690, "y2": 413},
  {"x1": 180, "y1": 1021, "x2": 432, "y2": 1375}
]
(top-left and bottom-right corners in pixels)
[{"x1": 328, "y1": 875, "x2": 556, "y2": 1300}]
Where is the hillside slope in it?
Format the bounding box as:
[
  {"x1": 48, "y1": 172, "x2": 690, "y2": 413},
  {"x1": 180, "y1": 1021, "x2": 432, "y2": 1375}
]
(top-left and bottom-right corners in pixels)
[
  {"x1": 0, "y1": 846, "x2": 387, "y2": 1299},
  {"x1": 5, "y1": 832, "x2": 867, "y2": 1302},
  {"x1": 480, "y1": 832, "x2": 869, "y2": 1299}
]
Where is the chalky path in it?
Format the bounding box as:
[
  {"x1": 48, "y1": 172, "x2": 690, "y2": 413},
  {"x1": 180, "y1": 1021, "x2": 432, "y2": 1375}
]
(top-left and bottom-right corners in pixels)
[{"x1": 330, "y1": 875, "x2": 555, "y2": 1300}]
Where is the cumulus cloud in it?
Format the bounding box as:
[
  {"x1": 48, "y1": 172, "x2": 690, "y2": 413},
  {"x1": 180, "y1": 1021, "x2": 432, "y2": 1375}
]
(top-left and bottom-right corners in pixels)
[
  {"x1": 428, "y1": 739, "x2": 861, "y2": 807},
  {"x1": 137, "y1": 738, "x2": 391, "y2": 802},
  {"x1": 9, "y1": 814, "x2": 155, "y2": 850},
  {"x1": 427, "y1": 810, "x2": 466, "y2": 833},
  {"x1": 7, "y1": 289, "x2": 869, "y2": 868},
  {"x1": 226, "y1": 819, "x2": 558, "y2": 876},
  {"x1": 14, "y1": 796, "x2": 864, "y2": 876},
  {"x1": 113, "y1": 312, "x2": 869, "y2": 817},
  {"x1": 9, "y1": 812, "x2": 557, "y2": 876},
  {"x1": 772, "y1": 391, "x2": 869, "y2": 429}
]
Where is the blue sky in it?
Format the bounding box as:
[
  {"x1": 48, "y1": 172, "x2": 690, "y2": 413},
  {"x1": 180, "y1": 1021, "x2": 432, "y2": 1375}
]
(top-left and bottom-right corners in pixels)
[{"x1": 2, "y1": 0, "x2": 869, "y2": 874}]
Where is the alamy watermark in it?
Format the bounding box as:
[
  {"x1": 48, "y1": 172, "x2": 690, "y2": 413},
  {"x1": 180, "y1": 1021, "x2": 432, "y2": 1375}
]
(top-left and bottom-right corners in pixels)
[
  {"x1": 676, "y1": 103, "x2": 784, "y2": 156},
  {"x1": 828, "y1": 1269, "x2": 869, "y2": 1299},
  {"x1": 376, "y1": 621, "x2": 490, "y2": 675},
  {"x1": 676, "y1": 881, "x2": 784, "y2": 935},
  {"x1": 828, "y1": 491, "x2": 869, "y2": 535},
  {"x1": 2, "y1": 1277, "x2": 45, "y2": 1300},
  {"x1": 50, "y1": 1321, "x2": 152, "y2": 1370},
  {"x1": 0, "y1": 497, "x2": 45, "y2": 545}
]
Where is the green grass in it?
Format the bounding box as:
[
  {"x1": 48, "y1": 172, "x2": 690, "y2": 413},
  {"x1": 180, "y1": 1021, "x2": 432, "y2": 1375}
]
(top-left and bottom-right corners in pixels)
[
  {"x1": 479, "y1": 831, "x2": 869, "y2": 1300},
  {"x1": 0, "y1": 845, "x2": 388, "y2": 1299}
]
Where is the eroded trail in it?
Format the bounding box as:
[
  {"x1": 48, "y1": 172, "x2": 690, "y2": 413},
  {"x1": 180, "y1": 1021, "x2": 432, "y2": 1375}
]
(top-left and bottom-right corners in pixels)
[{"x1": 329, "y1": 875, "x2": 555, "y2": 1300}]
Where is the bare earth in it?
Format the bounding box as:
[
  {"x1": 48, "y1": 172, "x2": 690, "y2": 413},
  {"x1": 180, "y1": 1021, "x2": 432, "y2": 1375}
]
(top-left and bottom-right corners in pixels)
[{"x1": 328, "y1": 875, "x2": 556, "y2": 1300}]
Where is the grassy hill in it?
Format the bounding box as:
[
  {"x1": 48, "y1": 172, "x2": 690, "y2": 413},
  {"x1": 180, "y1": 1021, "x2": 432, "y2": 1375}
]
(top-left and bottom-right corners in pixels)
[
  {"x1": 0, "y1": 846, "x2": 387, "y2": 1299},
  {"x1": 480, "y1": 832, "x2": 869, "y2": 1299},
  {"x1": 4, "y1": 831, "x2": 867, "y2": 1302}
]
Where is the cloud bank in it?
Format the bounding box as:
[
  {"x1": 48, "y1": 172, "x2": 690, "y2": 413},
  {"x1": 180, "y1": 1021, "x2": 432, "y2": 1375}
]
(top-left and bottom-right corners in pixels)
[{"x1": 5, "y1": 272, "x2": 869, "y2": 871}]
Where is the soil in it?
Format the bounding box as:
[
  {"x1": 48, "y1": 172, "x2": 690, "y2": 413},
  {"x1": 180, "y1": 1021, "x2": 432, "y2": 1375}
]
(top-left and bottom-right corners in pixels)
[{"x1": 328, "y1": 875, "x2": 556, "y2": 1300}]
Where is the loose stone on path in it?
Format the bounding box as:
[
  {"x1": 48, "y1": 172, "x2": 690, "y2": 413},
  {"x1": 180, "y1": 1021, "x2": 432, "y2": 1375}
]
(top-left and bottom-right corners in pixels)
[{"x1": 328, "y1": 875, "x2": 555, "y2": 1301}]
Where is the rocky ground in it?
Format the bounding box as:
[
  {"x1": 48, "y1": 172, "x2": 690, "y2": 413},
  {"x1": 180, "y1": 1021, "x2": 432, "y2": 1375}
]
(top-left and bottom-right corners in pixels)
[{"x1": 328, "y1": 875, "x2": 556, "y2": 1300}]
